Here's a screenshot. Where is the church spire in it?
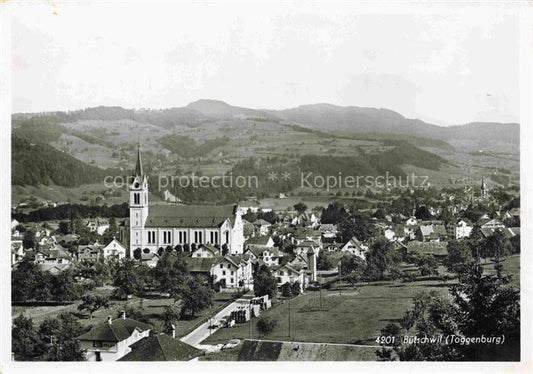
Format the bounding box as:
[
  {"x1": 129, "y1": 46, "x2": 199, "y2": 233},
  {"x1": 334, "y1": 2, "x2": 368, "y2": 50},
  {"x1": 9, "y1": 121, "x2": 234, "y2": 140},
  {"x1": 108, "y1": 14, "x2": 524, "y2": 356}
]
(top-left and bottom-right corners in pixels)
[{"x1": 134, "y1": 143, "x2": 143, "y2": 177}]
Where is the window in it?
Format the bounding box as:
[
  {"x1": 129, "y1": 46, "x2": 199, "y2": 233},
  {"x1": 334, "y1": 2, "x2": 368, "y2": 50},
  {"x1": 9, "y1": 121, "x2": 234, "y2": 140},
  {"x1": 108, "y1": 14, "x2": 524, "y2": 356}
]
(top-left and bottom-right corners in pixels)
[
  {"x1": 147, "y1": 231, "x2": 156, "y2": 244},
  {"x1": 163, "y1": 230, "x2": 171, "y2": 244},
  {"x1": 220, "y1": 264, "x2": 223, "y2": 268},
  {"x1": 222, "y1": 271, "x2": 226, "y2": 276},
  {"x1": 231, "y1": 271, "x2": 234, "y2": 275},
  {"x1": 134, "y1": 193, "x2": 140, "y2": 205}
]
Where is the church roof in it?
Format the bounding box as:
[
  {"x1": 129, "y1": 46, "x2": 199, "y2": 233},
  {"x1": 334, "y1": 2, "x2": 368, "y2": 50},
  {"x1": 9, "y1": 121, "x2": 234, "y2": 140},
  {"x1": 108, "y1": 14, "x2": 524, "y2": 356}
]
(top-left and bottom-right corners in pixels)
[
  {"x1": 134, "y1": 144, "x2": 144, "y2": 177},
  {"x1": 145, "y1": 204, "x2": 237, "y2": 228}
]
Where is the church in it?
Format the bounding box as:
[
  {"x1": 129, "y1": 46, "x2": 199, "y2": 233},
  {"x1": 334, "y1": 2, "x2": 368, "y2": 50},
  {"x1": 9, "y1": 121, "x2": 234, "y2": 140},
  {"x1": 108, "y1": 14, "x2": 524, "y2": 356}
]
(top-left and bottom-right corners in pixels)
[{"x1": 120, "y1": 146, "x2": 245, "y2": 256}]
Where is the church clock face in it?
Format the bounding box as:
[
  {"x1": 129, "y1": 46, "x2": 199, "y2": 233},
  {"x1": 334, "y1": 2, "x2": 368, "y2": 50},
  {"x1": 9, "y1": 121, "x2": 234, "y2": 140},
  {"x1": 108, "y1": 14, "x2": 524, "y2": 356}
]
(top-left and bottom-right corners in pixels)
[{"x1": 134, "y1": 182, "x2": 140, "y2": 188}]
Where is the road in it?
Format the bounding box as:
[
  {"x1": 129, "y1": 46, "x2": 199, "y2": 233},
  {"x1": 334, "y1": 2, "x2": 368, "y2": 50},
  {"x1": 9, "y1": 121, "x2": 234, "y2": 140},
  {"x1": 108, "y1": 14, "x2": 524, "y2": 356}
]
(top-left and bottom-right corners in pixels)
[{"x1": 180, "y1": 298, "x2": 248, "y2": 347}]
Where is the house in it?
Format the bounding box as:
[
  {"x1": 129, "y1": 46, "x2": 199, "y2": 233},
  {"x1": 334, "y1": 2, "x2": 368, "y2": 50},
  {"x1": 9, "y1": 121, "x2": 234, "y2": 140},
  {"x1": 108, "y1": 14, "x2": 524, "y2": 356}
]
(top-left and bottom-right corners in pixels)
[
  {"x1": 184, "y1": 257, "x2": 220, "y2": 278},
  {"x1": 163, "y1": 189, "x2": 181, "y2": 203},
  {"x1": 406, "y1": 241, "x2": 448, "y2": 259},
  {"x1": 11, "y1": 237, "x2": 23, "y2": 266},
  {"x1": 78, "y1": 314, "x2": 152, "y2": 361},
  {"x1": 34, "y1": 244, "x2": 73, "y2": 268},
  {"x1": 87, "y1": 219, "x2": 110, "y2": 236},
  {"x1": 384, "y1": 225, "x2": 406, "y2": 242},
  {"x1": 253, "y1": 219, "x2": 272, "y2": 236},
  {"x1": 211, "y1": 255, "x2": 253, "y2": 289},
  {"x1": 455, "y1": 219, "x2": 473, "y2": 240},
  {"x1": 272, "y1": 263, "x2": 305, "y2": 292},
  {"x1": 245, "y1": 235, "x2": 275, "y2": 251},
  {"x1": 53, "y1": 233, "x2": 80, "y2": 245},
  {"x1": 340, "y1": 236, "x2": 367, "y2": 259},
  {"x1": 192, "y1": 244, "x2": 220, "y2": 258},
  {"x1": 288, "y1": 249, "x2": 317, "y2": 283},
  {"x1": 247, "y1": 246, "x2": 282, "y2": 267},
  {"x1": 77, "y1": 243, "x2": 103, "y2": 262},
  {"x1": 293, "y1": 228, "x2": 321, "y2": 245},
  {"x1": 405, "y1": 216, "x2": 418, "y2": 226},
  {"x1": 11, "y1": 219, "x2": 19, "y2": 230},
  {"x1": 140, "y1": 252, "x2": 160, "y2": 268},
  {"x1": 295, "y1": 240, "x2": 320, "y2": 257},
  {"x1": 291, "y1": 212, "x2": 319, "y2": 228},
  {"x1": 102, "y1": 238, "x2": 127, "y2": 259},
  {"x1": 119, "y1": 333, "x2": 202, "y2": 361},
  {"x1": 480, "y1": 218, "x2": 505, "y2": 230},
  {"x1": 416, "y1": 223, "x2": 447, "y2": 242}
]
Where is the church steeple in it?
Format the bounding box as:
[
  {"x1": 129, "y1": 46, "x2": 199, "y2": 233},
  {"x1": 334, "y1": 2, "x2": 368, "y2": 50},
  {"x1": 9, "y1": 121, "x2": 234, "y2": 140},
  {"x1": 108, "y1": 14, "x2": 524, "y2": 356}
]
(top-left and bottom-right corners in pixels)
[
  {"x1": 481, "y1": 176, "x2": 487, "y2": 197},
  {"x1": 134, "y1": 143, "x2": 143, "y2": 177}
]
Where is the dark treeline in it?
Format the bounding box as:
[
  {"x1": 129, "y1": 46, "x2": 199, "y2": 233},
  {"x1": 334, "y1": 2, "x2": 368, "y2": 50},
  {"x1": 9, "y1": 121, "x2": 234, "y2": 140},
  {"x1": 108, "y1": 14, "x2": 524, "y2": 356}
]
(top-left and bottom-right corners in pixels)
[
  {"x1": 13, "y1": 202, "x2": 129, "y2": 223},
  {"x1": 157, "y1": 134, "x2": 229, "y2": 159}
]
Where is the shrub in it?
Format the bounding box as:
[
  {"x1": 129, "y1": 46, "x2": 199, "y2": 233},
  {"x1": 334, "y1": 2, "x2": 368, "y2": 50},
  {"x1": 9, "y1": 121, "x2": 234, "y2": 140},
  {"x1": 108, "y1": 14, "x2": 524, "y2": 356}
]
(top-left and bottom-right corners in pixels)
[{"x1": 257, "y1": 317, "x2": 277, "y2": 335}]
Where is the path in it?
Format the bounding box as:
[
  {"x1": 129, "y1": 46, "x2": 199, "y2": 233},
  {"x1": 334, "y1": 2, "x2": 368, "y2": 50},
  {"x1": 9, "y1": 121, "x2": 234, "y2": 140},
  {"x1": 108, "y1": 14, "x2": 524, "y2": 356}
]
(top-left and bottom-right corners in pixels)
[{"x1": 180, "y1": 298, "x2": 248, "y2": 347}]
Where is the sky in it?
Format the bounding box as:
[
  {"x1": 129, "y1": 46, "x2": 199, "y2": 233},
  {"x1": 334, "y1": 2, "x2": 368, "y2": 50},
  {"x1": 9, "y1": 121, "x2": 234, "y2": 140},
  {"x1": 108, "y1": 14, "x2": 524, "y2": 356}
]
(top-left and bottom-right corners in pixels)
[{"x1": 11, "y1": 2, "x2": 521, "y2": 126}]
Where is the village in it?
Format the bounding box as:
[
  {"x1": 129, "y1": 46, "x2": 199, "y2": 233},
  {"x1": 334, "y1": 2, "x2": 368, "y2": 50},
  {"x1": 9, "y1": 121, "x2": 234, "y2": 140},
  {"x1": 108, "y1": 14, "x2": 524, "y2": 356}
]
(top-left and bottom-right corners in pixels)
[{"x1": 10, "y1": 147, "x2": 521, "y2": 362}]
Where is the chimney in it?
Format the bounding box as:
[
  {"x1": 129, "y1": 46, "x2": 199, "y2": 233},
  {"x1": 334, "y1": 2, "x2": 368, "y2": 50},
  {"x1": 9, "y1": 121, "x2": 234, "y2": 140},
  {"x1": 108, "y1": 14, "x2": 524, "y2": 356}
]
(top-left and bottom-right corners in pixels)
[
  {"x1": 121, "y1": 310, "x2": 126, "y2": 319},
  {"x1": 107, "y1": 316, "x2": 112, "y2": 325},
  {"x1": 171, "y1": 324, "x2": 176, "y2": 339}
]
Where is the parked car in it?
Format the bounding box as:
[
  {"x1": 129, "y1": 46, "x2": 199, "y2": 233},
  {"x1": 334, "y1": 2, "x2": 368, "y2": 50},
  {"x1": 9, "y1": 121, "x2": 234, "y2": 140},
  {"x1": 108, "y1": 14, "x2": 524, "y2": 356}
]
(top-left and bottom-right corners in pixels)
[{"x1": 222, "y1": 339, "x2": 241, "y2": 350}]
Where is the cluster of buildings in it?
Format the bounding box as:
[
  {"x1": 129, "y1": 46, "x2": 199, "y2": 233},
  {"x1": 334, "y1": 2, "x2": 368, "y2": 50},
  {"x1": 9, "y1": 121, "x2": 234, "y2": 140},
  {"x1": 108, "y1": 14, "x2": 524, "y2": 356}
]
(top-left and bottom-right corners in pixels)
[{"x1": 11, "y1": 149, "x2": 520, "y2": 292}]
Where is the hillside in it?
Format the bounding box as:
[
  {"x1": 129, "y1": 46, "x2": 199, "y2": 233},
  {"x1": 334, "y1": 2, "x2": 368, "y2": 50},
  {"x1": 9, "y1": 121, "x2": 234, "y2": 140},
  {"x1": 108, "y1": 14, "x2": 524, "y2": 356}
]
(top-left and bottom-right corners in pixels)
[
  {"x1": 270, "y1": 103, "x2": 519, "y2": 147},
  {"x1": 11, "y1": 100, "x2": 519, "y2": 205},
  {"x1": 11, "y1": 136, "x2": 111, "y2": 187}
]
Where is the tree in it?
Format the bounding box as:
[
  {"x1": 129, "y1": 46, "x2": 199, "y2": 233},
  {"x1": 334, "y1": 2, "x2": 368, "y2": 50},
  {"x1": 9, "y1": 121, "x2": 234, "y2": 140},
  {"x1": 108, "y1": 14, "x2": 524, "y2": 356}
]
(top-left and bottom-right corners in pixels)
[
  {"x1": 37, "y1": 313, "x2": 85, "y2": 361},
  {"x1": 340, "y1": 213, "x2": 374, "y2": 242},
  {"x1": 151, "y1": 252, "x2": 190, "y2": 298},
  {"x1": 293, "y1": 202, "x2": 307, "y2": 215},
  {"x1": 444, "y1": 240, "x2": 474, "y2": 274},
  {"x1": 413, "y1": 253, "x2": 439, "y2": 277},
  {"x1": 320, "y1": 202, "x2": 348, "y2": 224},
  {"x1": 58, "y1": 221, "x2": 70, "y2": 235},
  {"x1": 484, "y1": 229, "x2": 509, "y2": 279},
  {"x1": 22, "y1": 229, "x2": 36, "y2": 249},
  {"x1": 414, "y1": 205, "x2": 433, "y2": 221},
  {"x1": 256, "y1": 316, "x2": 277, "y2": 335},
  {"x1": 317, "y1": 250, "x2": 335, "y2": 270},
  {"x1": 380, "y1": 264, "x2": 520, "y2": 361},
  {"x1": 12, "y1": 314, "x2": 44, "y2": 361},
  {"x1": 133, "y1": 247, "x2": 142, "y2": 260},
  {"x1": 281, "y1": 282, "x2": 293, "y2": 297},
  {"x1": 162, "y1": 302, "x2": 182, "y2": 334},
  {"x1": 11, "y1": 256, "x2": 47, "y2": 302},
  {"x1": 364, "y1": 238, "x2": 402, "y2": 280},
  {"x1": 50, "y1": 269, "x2": 81, "y2": 302},
  {"x1": 113, "y1": 258, "x2": 147, "y2": 299},
  {"x1": 78, "y1": 293, "x2": 110, "y2": 319},
  {"x1": 181, "y1": 277, "x2": 212, "y2": 317},
  {"x1": 253, "y1": 264, "x2": 277, "y2": 299},
  {"x1": 291, "y1": 281, "x2": 301, "y2": 296}
]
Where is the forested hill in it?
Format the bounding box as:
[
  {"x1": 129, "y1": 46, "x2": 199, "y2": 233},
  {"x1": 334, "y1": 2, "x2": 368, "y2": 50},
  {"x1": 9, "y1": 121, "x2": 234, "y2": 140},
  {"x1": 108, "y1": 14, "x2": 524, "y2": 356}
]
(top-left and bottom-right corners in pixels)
[{"x1": 12, "y1": 136, "x2": 111, "y2": 187}]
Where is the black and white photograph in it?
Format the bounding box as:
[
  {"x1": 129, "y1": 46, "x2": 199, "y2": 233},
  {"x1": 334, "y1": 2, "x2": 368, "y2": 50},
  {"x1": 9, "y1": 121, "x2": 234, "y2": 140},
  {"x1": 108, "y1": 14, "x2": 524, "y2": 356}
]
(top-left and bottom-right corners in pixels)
[{"x1": 1, "y1": 0, "x2": 531, "y2": 370}]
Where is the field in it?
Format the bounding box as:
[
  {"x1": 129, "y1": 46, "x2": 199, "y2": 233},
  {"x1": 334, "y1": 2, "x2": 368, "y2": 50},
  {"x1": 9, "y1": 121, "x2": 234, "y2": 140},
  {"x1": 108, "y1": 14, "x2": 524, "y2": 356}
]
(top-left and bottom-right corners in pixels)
[
  {"x1": 204, "y1": 255, "x2": 520, "y2": 350},
  {"x1": 204, "y1": 278, "x2": 450, "y2": 346}
]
